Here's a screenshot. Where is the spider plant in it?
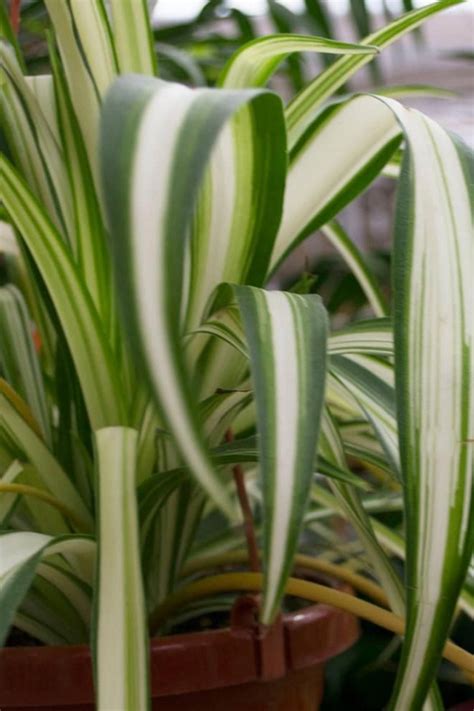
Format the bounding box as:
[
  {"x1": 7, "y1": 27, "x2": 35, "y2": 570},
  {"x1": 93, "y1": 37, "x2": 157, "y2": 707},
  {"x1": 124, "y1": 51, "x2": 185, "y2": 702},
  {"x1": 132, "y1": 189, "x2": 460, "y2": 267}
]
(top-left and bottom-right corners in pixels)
[{"x1": 0, "y1": 1, "x2": 472, "y2": 710}]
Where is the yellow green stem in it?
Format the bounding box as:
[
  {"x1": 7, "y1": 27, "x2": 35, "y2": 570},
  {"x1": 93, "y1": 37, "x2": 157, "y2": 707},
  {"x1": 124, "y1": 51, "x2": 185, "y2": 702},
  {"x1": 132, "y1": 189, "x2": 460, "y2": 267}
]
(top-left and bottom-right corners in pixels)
[
  {"x1": 149, "y1": 572, "x2": 473, "y2": 675},
  {"x1": 0, "y1": 482, "x2": 89, "y2": 532},
  {"x1": 182, "y1": 549, "x2": 389, "y2": 608},
  {"x1": 0, "y1": 378, "x2": 44, "y2": 438}
]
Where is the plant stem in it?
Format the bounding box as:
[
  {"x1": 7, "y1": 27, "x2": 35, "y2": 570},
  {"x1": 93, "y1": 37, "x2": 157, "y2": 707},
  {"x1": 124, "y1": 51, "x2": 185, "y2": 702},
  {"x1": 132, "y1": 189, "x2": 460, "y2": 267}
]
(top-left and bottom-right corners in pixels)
[
  {"x1": 0, "y1": 378, "x2": 43, "y2": 438},
  {"x1": 9, "y1": 0, "x2": 21, "y2": 34},
  {"x1": 0, "y1": 482, "x2": 89, "y2": 532},
  {"x1": 148, "y1": 572, "x2": 473, "y2": 675},
  {"x1": 181, "y1": 549, "x2": 389, "y2": 608},
  {"x1": 225, "y1": 430, "x2": 260, "y2": 573}
]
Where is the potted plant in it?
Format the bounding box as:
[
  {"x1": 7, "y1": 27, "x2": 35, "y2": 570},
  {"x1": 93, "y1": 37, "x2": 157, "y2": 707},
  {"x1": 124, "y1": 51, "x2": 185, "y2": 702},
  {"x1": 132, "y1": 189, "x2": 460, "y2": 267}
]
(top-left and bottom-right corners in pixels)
[{"x1": 0, "y1": 0, "x2": 472, "y2": 709}]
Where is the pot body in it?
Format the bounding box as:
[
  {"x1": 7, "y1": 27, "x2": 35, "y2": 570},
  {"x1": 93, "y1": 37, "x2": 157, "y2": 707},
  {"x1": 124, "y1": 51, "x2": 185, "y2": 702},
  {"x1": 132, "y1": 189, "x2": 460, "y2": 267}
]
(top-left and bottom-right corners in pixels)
[{"x1": 0, "y1": 595, "x2": 358, "y2": 711}]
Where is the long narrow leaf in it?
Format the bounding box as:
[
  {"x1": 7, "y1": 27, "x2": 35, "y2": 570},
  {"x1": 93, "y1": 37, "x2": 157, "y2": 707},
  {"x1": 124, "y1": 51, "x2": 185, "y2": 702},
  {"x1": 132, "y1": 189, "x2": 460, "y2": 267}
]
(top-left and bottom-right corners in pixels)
[
  {"x1": 101, "y1": 76, "x2": 286, "y2": 517},
  {"x1": 1, "y1": 157, "x2": 126, "y2": 429},
  {"x1": 109, "y1": 0, "x2": 157, "y2": 76},
  {"x1": 385, "y1": 99, "x2": 474, "y2": 709},
  {"x1": 269, "y1": 96, "x2": 401, "y2": 275},
  {"x1": 286, "y1": 0, "x2": 463, "y2": 146},
  {"x1": 236, "y1": 286, "x2": 328, "y2": 623},
  {"x1": 0, "y1": 285, "x2": 51, "y2": 444},
  {"x1": 219, "y1": 33, "x2": 376, "y2": 89},
  {"x1": 93, "y1": 428, "x2": 148, "y2": 711}
]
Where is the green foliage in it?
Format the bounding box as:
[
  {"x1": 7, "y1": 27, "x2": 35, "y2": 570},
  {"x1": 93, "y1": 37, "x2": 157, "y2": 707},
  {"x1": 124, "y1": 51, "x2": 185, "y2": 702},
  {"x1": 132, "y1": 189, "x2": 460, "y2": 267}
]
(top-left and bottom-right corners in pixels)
[{"x1": 0, "y1": 1, "x2": 472, "y2": 710}]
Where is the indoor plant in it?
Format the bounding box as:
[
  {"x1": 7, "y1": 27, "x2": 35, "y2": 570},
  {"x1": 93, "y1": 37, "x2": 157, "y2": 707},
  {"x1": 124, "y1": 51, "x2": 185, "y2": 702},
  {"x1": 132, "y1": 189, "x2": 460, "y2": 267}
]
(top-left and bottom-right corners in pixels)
[{"x1": 0, "y1": 0, "x2": 472, "y2": 709}]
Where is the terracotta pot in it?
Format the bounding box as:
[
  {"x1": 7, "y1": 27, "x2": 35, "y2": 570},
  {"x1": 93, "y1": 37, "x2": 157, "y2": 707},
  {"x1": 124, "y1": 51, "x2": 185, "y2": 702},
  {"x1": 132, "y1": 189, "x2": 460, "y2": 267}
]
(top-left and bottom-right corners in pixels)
[{"x1": 0, "y1": 590, "x2": 359, "y2": 711}]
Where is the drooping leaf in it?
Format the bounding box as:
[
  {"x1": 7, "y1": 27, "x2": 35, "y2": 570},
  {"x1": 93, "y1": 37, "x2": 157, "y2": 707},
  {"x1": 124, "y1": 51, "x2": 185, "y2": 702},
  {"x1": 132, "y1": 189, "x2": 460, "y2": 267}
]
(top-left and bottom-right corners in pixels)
[
  {"x1": 100, "y1": 75, "x2": 286, "y2": 517},
  {"x1": 236, "y1": 286, "x2": 328, "y2": 623},
  {"x1": 219, "y1": 33, "x2": 377, "y2": 89},
  {"x1": 385, "y1": 99, "x2": 474, "y2": 709},
  {"x1": 286, "y1": 0, "x2": 463, "y2": 145}
]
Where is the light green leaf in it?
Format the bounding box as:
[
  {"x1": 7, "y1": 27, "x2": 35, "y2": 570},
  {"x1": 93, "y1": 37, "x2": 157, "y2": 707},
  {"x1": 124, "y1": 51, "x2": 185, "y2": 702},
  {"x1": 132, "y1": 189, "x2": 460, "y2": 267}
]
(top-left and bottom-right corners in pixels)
[
  {"x1": 109, "y1": 0, "x2": 157, "y2": 76},
  {"x1": 49, "y1": 44, "x2": 113, "y2": 326},
  {"x1": 44, "y1": 0, "x2": 117, "y2": 178},
  {"x1": 0, "y1": 460, "x2": 24, "y2": 526},
  {"x1": 1, "y1": 157, "x2": 126, "y2": 430},
  {"x1": 0, "y1": 393, "x2": 93, "y2": 532},
  {"x1": 0, "y1": 43, "x2": 73, "y2": 240},
  {"x1": 219, "y1": 33, "x2": 377, "y2": 89},
  {"x1": 0, "y1": 285, "x2": 51, "y2": 444}
]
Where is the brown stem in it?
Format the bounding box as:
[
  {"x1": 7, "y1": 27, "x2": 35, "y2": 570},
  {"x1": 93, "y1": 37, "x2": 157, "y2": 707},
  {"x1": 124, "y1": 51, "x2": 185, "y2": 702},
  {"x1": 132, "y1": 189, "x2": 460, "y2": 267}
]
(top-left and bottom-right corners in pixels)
[
  {"x1": 10, "y1": 0, "x2": 21, "y2": 35},
  {"x1": 225, "y1": 429, "x2": 260, "y2": 573}
]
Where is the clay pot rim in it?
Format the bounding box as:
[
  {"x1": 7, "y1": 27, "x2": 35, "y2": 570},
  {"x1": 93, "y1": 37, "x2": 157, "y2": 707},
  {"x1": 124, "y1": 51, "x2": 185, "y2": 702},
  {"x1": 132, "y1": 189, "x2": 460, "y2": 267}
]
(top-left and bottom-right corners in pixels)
[{"x1": 0, "y1": 590, "x2": 359, "y2": 706}]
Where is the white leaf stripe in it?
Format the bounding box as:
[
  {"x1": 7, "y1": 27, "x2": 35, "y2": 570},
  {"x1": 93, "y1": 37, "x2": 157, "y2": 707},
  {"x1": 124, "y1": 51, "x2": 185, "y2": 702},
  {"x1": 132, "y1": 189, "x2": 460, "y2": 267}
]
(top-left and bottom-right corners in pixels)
[
  {"x1": 44, "y1": 0, "x2": 117, "y2": 181},
  {"x1": 236, "y1": 287, "x2": 328, "y2": 624},
  {"x1": 285, "y1": 0, "x2": 463, "y2": 146},
  {"x1": 186, "y1": 97, "x2": 286, "y2": 330},
  {"x1": 386, "y1": 100, "x2": 474, "y2": 709},
  {"x1": 94, "y1": 428, "x2": 149, "y2": 711},
  {"x1": 268, "y1": 96, "x2": 401, "y2": 275},
  {"x1": 219, "y1": 33, "x2": 377, "y2": 89},
  {"x1": 329, "y1": 318, "x2": 393, "y2": 356},
  {"x1": 101, "y1": 76, "x2": 283, "y2": 517}
]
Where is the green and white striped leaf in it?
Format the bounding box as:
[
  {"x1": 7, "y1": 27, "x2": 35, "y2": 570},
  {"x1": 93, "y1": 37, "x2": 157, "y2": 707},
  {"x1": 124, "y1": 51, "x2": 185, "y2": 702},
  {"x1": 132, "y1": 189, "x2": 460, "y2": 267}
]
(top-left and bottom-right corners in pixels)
[
  {"x1": 100, "y1": 75, "x2": 285, "y2": 517},
  {"x1": 44, "y1": 0, "x2": 117, "y2": 178},
  {"x1": 285, "y1": 0, "x2": 463, "y2": 146},
  {"x1": 0, "y1": 285, "x2": 51, "y2": 444},
  {"x1": 0, "y1": 393, "x2": 93, "y2": 532},
  {"x1": 49, "y1": 45, "x2": 113, "y2": 326},
  {"x1": 109, "y1": 0, "x2": 157, "y2": 76},
  {"x1": 384, "y1": 100, "x2": 474, "y2": 709},
  {"x1": 0, "y1": 531, "x2": 95, "y2": 646},
  {"x1": 236, "y1": 286, "x2": 328, "y2": 624},
  {"x1": 268, "y1": 96, "x2": 402, "y2": 275},
  {"x1": 1, "y1": 157, "x2": 126, "y2": 430},
  {"x1": 185, "y1": 98, "x2": 286, "y2": 330},
  {"x1": 0, "y1": 460, "x2": 24, "y2": 526},
  {"x1": 29, "y1": 561, "x2": 91, "y2": 643},
  {"x1": 219, "y1": 33, "x2": 377, "y2": 89},
  {"x1": 0, "y1": 43, "x2": 73, "y2": 240},
  {"x1": 93, "y1": 428, "x2": 148, "y2": 711},
  {"x1": 329, "y1": 354, "x2": 400, "y2": 477},
  {"x1": 329, "y1": 318, "x2": 393, "y2": 357}
]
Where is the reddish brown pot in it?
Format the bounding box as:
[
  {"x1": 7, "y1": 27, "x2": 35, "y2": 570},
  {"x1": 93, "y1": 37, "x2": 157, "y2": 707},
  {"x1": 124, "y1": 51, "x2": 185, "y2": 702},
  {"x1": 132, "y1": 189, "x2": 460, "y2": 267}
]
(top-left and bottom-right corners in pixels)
[{"x1": 0, "y1": 592, "x2": 358, "y2": 711}]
